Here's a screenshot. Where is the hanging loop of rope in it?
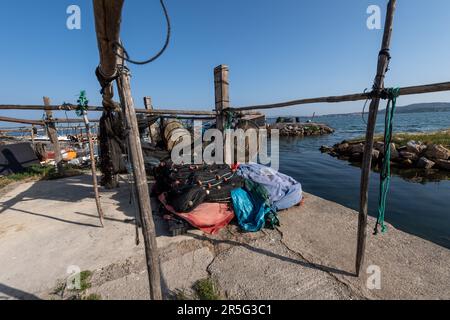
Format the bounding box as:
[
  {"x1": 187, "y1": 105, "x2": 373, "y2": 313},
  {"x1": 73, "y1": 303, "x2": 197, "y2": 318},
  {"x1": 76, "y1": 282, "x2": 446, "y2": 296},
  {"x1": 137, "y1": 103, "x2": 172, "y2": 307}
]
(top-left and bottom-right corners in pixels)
[
  {"x1": 112, "y1": 0, "x2": 171, "y2": 65},
  {"x1": 374, "y1": 87, "x2": 400, "y2": 235}
]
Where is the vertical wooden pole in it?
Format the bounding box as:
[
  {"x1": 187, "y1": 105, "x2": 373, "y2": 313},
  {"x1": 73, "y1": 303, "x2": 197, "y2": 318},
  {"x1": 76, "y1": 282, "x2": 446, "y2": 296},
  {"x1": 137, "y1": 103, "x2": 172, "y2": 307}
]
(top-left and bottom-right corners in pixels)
[
  {"x1": 356, "y1": 0, "x2": 397, "y2": 276},
  {"x1": 214, "y1": 65, "x2": 230, "y2": 163},
  {"x1": 144, "y1": 96, "x2": 155, "y2": 142},
  {"x1": 30, "y1": 125, "x2": 35, "y2": 147},
  {"x1": 82, "y1": 110, "x2": 104, "y2": 227},
  {"x1": 43, "y1": 97, "x2": 64, "y2": 174},
  {"x1": 116, "y1": 69, "x2": 162, "y2": 300},
  {"x1": 214, "y1": 65, "x2": 230, "y2": 132}
]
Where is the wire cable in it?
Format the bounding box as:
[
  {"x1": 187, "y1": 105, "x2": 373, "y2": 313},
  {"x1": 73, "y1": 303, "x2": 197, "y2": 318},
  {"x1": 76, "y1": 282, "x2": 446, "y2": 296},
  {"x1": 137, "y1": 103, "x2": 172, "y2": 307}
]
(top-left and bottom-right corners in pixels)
[{"x1": 113, "y1": 0, "x2": 171, "y2": 65}]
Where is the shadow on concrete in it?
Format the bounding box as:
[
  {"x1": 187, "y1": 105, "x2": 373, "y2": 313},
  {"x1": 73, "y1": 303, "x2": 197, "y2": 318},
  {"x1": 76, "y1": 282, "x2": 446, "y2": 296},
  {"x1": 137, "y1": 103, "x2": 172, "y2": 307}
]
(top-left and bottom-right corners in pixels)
[
  {"x1": 0, "y1": 175, "x2": 97, "y2": 214},
  {"x1": 0, "y1": 283, "x2": 41, "y2": 300},
  {"x1": 0, "y1": 175, "x2": 131, "y2": 228},
  {"x1": 187, "y1": 233, "x2": 356, "y2": 278}
]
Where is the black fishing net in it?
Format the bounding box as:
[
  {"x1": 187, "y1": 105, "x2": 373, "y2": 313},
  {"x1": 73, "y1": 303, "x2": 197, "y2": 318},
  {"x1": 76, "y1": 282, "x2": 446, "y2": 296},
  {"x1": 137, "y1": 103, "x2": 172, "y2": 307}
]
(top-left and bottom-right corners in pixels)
[
  {"x1": 154, "y1": 162, "x2": 244, "y2": 212},
  {"x1": 99, "y1": 110, "x2": 128, "y2": 188}
]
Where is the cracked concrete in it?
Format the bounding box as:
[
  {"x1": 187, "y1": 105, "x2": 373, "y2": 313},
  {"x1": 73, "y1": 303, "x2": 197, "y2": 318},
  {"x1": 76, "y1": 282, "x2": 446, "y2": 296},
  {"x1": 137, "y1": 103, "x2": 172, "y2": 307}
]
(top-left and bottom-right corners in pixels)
[{"x1": 0, "y1": 175, "x2": 449, "y2": 300}]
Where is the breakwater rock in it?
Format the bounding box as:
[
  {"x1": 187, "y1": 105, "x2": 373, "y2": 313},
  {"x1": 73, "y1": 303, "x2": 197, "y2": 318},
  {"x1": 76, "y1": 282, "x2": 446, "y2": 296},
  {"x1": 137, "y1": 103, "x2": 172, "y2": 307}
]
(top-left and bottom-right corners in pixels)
[
  {"x1": 321, "y1": 139, "x2": 450, "y2": 172},
  {"x1": 269, "y1": 122, "x2": 334, "y2": 137}
]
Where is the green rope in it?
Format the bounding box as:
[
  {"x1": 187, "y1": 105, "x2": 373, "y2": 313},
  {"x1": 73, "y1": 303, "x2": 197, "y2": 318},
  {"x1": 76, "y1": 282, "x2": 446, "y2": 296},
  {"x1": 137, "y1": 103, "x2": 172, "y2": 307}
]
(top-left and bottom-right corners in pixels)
[
  {"x1": 375, "y1": 87, "x2": 400, "y2": 235},
  {"x1": 76, "y1": 90, "x2": 89, "y2": 117},
  {"x1": 224, "y1": 110, "x2": 237, "y2": 130}
]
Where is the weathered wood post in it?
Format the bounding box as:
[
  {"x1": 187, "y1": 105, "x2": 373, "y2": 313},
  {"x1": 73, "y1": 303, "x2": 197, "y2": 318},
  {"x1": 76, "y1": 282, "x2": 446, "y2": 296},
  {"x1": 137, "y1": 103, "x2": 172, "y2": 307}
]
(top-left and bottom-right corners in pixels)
[
  {"x1": 82, "y1": 110, "x2": 104, "y2": 227},
  {"x1": 116, "y1": 67, "x2": 162, "y2": 300},
  {"x1": 214, "y1": 65, "x2": 231, "y2": 163},
  {"x1": 43, "y1": 97, "x2": 64, "y2": 174},
  {"x1": 93, "y1": 0, "x2": 161, "y2": 299},
  {"x1": 356, "y1": 0, "x2": 397, "y2": 276},
  {"x1": 144, "y1": 96, "x2": 153, "y2": 141},
  {"x1": 214, "y1": 65, "x2": 230, "y2": 132},
  {"x1": 30, "y1": 125, "x2": 35, "y2": 147},
  {"x1": 143, "y1": 96, "x2": 160, "y2": 143}
]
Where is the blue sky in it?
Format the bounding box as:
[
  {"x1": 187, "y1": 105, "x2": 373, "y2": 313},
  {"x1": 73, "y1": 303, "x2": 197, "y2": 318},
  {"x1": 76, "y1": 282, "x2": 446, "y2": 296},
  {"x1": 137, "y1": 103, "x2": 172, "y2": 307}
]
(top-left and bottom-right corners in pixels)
[{"x1": 1, "y1": 0, "x2": 450, "y2": 123}]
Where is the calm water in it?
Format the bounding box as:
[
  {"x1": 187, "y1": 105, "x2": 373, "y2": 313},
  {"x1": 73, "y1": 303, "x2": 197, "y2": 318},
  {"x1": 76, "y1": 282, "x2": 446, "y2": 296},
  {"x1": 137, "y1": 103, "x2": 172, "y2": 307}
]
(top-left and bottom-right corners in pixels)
[{"x1": 274, "y1": 111, "x2": 450, "y2": 249}]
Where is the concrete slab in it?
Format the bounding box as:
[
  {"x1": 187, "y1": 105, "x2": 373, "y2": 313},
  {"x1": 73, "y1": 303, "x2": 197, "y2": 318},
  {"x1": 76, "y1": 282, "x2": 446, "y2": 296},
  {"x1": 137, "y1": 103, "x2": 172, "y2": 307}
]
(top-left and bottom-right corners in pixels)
[{"x1": 0, "y1": 175, "x2": 449, "y2": 300}]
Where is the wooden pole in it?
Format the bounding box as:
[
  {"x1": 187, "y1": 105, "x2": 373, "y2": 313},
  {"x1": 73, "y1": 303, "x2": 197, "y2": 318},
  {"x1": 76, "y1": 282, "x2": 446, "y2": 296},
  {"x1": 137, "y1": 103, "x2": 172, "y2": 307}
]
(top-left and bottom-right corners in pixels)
[
  {"x1": 2, "y1": 80, "x2": 450, "y2": 113},
  {"x1": 356, "y1": 0, "x2": 397, "y2": 277},
  {"x1": 214, "y1": 65, "x2": 230, "y2": 132},
  {"x1": 0, "y1": 116, "x2": 43, "y2": 126},
  {"x1": 117, "y1": 70, "x2": 162, "y2": 300},
  {"x1": 143, "y1": 96, "x2": 159, "y2": 143},
  {"x1": 44, "y1": 97, "x2": 65, "y2": 174},
  {"x1": 31, "y1": 125, "x2": 35, "y2": 147},
  {"x1": 82, "y1": 110, "x2": 104, "y2": 227}
]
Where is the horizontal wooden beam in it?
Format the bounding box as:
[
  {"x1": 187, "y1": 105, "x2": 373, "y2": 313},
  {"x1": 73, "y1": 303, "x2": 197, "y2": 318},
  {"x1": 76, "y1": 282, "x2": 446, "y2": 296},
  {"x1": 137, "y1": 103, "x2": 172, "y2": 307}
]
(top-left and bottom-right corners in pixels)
[
  {"x1": 230, "y1": 81, "x2": 450, "y2": 111},
  {"x1": 51, "y1": 118, "x2": 100, "y2": 124},
  {"x1": 0, "y1": 104, "x2": 103, "y2": 112},
  {"x1": 0, "y1": 116, "x2": 99, "y2": 126},
  {"x1": 0, "y1": 116, "x2": 43, "y2": 126}
]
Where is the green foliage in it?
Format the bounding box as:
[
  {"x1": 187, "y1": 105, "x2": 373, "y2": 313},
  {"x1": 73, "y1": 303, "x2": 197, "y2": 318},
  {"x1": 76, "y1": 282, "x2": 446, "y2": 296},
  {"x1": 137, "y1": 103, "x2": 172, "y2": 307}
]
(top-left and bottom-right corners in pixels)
[
  {"x1": 193, "y1": 278, "x2": 221, "y2": 300},
  {"x1": 83, "y1": 293, "x2": 102, "y2": 300},
  {"x1": 351, "y1": 129, "x2": 450, "y2": 148},
  {"x1": 79, "y1": 270, "x2": 93, "y2": 291},
  {"x1": 0, "y1": 164, "x2": 84, "y2": 190}
]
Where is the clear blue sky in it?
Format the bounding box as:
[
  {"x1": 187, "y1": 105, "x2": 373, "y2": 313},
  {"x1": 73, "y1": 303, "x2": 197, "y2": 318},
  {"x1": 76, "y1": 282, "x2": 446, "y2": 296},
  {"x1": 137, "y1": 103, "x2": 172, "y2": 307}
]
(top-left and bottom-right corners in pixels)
[{"x1": 1, "y1": 0, "x2": 450, "y2": 124}]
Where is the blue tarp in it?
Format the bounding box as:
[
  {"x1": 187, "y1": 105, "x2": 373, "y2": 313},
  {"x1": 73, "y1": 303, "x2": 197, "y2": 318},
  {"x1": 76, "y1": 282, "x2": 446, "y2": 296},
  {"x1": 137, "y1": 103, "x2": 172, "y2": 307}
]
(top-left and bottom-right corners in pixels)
[
  {"x1": 231, "y1": 188, "x2": 271, "y2": 232},
  {"x1": 237, "y1": 163, "x2": 303, "y2": 211}
]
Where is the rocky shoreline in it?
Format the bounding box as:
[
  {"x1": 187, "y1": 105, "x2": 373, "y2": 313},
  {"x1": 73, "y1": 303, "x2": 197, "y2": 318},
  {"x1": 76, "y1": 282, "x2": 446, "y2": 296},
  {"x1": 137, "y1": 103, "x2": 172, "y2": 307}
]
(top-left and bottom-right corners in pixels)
[
  {"x1": 321, "y1": 137, "x2": 450, "y2": 172},
  {"x1": 269, "y1": 122, "x2": 334, "y2": 137}
]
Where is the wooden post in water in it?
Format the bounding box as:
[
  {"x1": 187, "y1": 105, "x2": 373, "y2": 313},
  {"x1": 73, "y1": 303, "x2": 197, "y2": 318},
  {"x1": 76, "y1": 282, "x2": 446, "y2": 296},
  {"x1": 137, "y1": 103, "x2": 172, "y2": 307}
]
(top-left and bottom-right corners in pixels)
[
  {"x1": 356, "y1": 0, "x2": 397, "y2": 276},
  {"x1": 116, "y1": 69, "x2": 162, "y2": 300},
  {"x1": 82, "y1": 110, "x2": 104, "y2": 227},
  {"x1": 43, "y1": 97, "x2": 64, "y2": 174}
]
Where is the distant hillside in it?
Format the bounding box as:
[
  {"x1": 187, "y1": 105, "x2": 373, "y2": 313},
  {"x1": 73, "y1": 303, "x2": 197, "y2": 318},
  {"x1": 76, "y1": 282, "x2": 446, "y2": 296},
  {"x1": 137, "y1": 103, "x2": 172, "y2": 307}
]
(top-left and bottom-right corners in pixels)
[{"x1": 380, "y1": 102, "x2": 450, "y2": 114}]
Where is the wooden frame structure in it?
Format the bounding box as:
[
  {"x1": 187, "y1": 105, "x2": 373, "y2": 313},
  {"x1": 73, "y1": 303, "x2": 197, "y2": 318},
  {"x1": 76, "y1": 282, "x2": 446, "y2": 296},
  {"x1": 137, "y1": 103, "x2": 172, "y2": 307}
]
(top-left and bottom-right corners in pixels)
[{"x1": 2, "y1": 0, "x2": 450, "y2": 299}]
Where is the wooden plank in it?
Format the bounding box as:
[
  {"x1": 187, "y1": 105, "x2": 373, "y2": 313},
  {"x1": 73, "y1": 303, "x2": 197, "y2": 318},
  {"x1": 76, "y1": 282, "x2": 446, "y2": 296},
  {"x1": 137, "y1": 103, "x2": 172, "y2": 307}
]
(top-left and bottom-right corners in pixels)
[
  {"x1": 44, "y1": 97, "x2": 65, "y2": 174},
  {"x1": 356, "y1": 0, "x2": 397, "y2": 277}
]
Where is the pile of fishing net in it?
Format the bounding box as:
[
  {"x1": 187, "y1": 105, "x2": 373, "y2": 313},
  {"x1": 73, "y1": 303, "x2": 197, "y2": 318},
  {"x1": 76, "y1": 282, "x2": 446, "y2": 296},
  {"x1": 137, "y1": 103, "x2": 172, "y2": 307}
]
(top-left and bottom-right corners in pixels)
[
  {"x1": 153, "y1": 162, "x2": 303, "y2": 236},
  {"x1": 153, "y1": 162, "x2": 244, "y2": 212}
]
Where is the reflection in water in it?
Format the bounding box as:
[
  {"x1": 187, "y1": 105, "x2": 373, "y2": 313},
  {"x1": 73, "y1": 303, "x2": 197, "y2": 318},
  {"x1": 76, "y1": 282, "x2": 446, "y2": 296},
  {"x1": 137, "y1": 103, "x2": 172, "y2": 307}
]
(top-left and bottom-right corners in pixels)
[{"x1": 272, "y1": 112, "x2": 450, "y2": 249}]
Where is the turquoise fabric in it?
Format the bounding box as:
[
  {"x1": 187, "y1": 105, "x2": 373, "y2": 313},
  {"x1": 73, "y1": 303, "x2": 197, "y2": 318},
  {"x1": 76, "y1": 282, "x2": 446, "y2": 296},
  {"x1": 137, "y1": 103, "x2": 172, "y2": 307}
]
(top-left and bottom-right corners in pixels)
[{"x1": 231, "y1": 188, "x2": 270, "y2": 232}]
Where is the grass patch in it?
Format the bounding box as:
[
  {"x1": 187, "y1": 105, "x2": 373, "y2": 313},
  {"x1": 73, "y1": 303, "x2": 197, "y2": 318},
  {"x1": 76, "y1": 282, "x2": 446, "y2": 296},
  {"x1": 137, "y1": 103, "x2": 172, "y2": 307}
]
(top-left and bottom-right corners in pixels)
[
  {"x1": 0, "y1": 164, "x2": 84, "y2": 190},
  {"x1": 193, "y1": 278, "x2": 221, "y2": 300},
  {"x1": 79, "y1": 270, "x2": 93, "y2": 291},
  {"x1": 350, "y1": 129, "x2": 450, "y2": 148},
  {"x1": 83, "y1": 293, "x2": 102, "y2": 300},
  {"x1": 49, "y1": 270, "x2": 96, "y2": 300}
]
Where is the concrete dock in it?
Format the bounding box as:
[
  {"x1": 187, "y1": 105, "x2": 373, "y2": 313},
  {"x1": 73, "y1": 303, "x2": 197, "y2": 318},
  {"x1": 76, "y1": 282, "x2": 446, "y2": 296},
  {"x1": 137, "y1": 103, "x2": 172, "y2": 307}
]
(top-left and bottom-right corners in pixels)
[{"x1": 0, "y1": 174, "x2": 449, "y2": 300}]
